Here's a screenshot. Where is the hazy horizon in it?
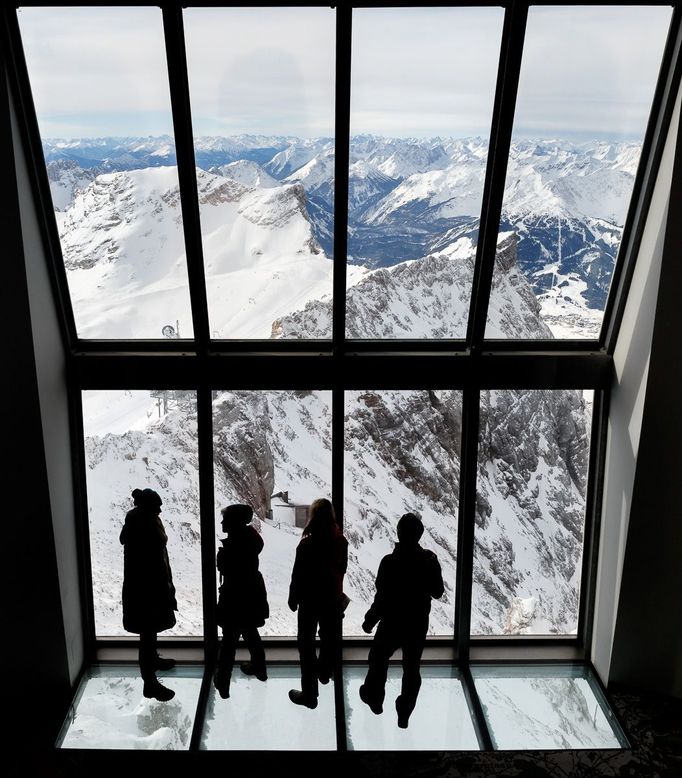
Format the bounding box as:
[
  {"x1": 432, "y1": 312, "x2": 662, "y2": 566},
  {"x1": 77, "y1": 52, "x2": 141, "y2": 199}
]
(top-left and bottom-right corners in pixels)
[{"x1": 18, "y1": 5, "x2": 672, "y2": 143}]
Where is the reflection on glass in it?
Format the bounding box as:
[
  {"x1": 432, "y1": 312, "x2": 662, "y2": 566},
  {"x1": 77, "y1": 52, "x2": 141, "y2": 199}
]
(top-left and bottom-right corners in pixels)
[
  {"x1": 57, "y1": 665, "x2": 203, "y2": 749},
  {"x1": 18, "y1": 7, "x2": 195, "y2": 340},
  {"x1": 201, "y1": 665, "x2": 336, "y2": 750},
  {"x1": 183, "y1": 8, "x2": 335, "y2": 339},
  {"x1": 344, "y1": 665, "x2": 480, "y2": 750},
  {"x1": 344, "y1": 390, "x2": 461, "y2": 635},
  {"x1": 82, "y1": 390, "x2": 201, "y2": 637},
  {"x1": 472, "y1": 665, "x2": 627, "y2": 750},
  {"x1": 486, "y1": 6, "x2": 671, "y2": 340},
  {"x1": 346, "y1": 8, "x2": 503, "y2": 338},
  {"x1": 212, "y1": 390, "x2": 332, "y2": 636},
  {"x1": 472, "y1": 390, "x2": 593, "y2": 635}
]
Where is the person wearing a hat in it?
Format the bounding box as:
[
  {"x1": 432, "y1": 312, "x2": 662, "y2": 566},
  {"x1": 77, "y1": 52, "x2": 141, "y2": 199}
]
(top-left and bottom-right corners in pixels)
[
  {"x1": 120, "y1": 488, "x2": 178, "y2": 701},
  {"x1": 214, "y1": 503, "x2": 269, "y2": 699}
]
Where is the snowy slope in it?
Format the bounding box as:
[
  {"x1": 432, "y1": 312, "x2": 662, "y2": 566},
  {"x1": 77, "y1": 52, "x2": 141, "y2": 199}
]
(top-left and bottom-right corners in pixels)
[{"x1": 57, "y1": 165, "x2": 335, "y2": 339}]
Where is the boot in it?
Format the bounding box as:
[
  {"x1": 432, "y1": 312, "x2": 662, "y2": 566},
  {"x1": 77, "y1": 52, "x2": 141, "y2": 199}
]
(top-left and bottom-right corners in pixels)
[
  {"x1": 143, "y1": 678, "x2": 175, "y2": 702},
  {"x1": 288, "y1": 689, "x2": 317, "y2": 709},
  {"x1": 359, "y1": 683, "x2": 383, "y2": 714},
  {"x1": 240, "y1": 662, "x2": 267, "y2": 682},
  {"x1": 154, "y1": 653, "x2": 176, "y2": 671},
  {"x1": 214, "y1": 669, "x2": 231, "y2": 699},
  {"x1": 395, "y1": 695, "x2": 410, "y2": 729}
]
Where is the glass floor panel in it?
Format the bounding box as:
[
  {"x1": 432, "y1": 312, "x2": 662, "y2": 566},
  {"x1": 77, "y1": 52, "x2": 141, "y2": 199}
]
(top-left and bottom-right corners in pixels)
[
  {"x1": 471, "y1": 664, "x2": 628, "y2": 750},
  {"x1": 200, "y1": 665, "x2": 337, "y2": 750},
  {"x1": 56, "y1": 664, "x2": 203, "y2": 750},
  {"x1": 343, "y1": 665, "x2": 481, "y2": 751}
]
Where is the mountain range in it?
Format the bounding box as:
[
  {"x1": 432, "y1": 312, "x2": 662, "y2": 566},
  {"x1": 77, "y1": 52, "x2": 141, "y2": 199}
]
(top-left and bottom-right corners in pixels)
[{"x1": 45, "y1": 133, "x2": 639, "y2": 339}]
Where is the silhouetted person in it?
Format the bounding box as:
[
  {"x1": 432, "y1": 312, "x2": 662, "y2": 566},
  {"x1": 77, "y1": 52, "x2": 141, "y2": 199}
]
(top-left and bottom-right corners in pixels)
[
  {"x1": 359, "y1": 512, "x2": 444, "y2": 728},
  {"x1": 214, "y1": 504, "x2": 269, "y2": 699},
  {"x1": 288, "y1": 498, "x2": 348, "y2": 709},
  {"x1": 120, "y1": 488, "x2": 177, "y2": 701}
]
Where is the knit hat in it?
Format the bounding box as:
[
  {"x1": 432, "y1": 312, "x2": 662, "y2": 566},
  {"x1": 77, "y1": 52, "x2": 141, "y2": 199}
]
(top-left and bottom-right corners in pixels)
[{"x1": 132, "y1": 488, "x2": 162, "y2": 509}]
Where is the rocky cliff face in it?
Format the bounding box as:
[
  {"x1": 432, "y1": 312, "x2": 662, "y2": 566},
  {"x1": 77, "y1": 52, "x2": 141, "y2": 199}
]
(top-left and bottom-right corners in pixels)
[
  {"x1": 272, "y1": 234, "x2": 552, "y2": 340},
  {"x1": 85, "y1": 380, "x2": 591, "y2": 638}
]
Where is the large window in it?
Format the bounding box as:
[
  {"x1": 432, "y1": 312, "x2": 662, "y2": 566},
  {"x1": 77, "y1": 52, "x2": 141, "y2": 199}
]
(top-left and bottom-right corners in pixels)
[{"x1": 11, "y1": 3, "x2": 677, "y2": 662}]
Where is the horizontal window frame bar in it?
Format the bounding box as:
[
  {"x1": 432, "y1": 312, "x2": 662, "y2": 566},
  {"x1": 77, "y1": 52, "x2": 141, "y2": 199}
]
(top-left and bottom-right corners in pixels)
[
  {"x1": 13, "y1": 1, "x2": 669, "y2": 9},
  {"x1": 71, "y1": 352, "x2": 614, "y2": 390},
  {"x1": 68, "y1": 338, "x2": 607, "y2": 354}
]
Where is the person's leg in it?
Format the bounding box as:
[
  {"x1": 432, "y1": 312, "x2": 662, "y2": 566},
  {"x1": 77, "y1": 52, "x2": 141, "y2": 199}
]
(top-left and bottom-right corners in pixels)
[
  {"x1": 290, "y1": 604, "x2": 319, "y2": 706},
  {"x1": 240, "y1": 625, "x2": 267, "y2": 680},
  {"x1": 139, "y1": 630, "x2": 157, "y2": 684},
  {"x1": 361, "y1": 621, "x2": 398, "y2": 712},
  {"x1": 215, "y1": 624, "x2": 240, "y2": 698},
  {"x1": 140, "y1": 631, "x2": 175, "y2": 701},
  {"x1": 317, "y1": 607, "x2": 341, "y2": 684},
  {"x1": 396, "y1": 625, "x2": 426, "y2": 728}
]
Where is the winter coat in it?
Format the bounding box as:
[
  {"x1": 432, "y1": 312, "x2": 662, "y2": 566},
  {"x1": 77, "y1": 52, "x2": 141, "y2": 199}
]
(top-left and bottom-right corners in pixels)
[
  {"x1": 120, "y1": 506, "x2": 177, "y2": 634},
  {"x1": 364, "y1": 542, "x2": 444, "y2": 630},
  {"x1": 289, "y1": 531, "x2": 348, "y2": 611},
  {"x1": 216, "y1": 525, "x2": 269, "y2": 628}
]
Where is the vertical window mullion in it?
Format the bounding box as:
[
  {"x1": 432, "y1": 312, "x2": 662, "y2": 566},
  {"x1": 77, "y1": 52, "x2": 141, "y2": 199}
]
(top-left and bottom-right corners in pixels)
[
  {"x1": 197, "y1": 385, "x2": 217, "y2": 659},
  {"x1": 331, "y1": 6, "x2": 352, "y2": 748},
  {"x1": 455, "y1": 386, "x2": 480, "y2": 660},
  {"x1": 332, "y1": 4, "x2": 352, "y2": 353},
  {"x1": 578, "y1": 388, "x2": 610, "y2": 656},
  {"x1": 466, "y1": 2, "x2": 528, "y2": 350},
  {"x1": 161, "y1": 5, "x2": 210, "y2": 354},
  {"x1": 68, "y1": 386, "x2": 98, "y2": 661}
]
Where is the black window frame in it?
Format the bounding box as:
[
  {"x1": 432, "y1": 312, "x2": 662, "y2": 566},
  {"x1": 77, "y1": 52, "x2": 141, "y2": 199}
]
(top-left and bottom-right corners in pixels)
[{"x1": 4, "y1": 0, "x2": 682, "y2": 673}]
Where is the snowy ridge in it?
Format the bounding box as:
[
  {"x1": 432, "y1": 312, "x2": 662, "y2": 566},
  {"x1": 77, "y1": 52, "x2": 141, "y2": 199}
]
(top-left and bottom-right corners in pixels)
[
  {"x1": 273, "y1": 234, "x2": 551, "y2": 340},
  {"x1": 58, "y1": 165, "x2": 334, "y2": 339}
]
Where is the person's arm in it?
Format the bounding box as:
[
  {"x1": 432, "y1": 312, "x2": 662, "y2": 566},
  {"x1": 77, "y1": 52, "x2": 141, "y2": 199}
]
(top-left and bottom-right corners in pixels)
[
  {"x1": 288, "y1": 543, "x2": 303, "y2": 611},
  {"x1": 363, "y1": 556, "x2": 389, "y2": 632},
  {"x1": 428, "y1": 552, "x2": 445, "y2": 599}
]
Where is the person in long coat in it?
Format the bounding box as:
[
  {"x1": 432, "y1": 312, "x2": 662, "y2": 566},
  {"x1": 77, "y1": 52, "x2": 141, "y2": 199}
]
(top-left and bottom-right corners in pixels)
[
  {"x1": 287, "y1": 498, "x2": 348, "y2": 709},
  {"x1": 359, "y1": 512, "x2": 444, "y2": 728},
  {"x1": 120, "y1": 488, "x2": 178, "y2": 701},
  {"x1": 214, "y1": 503, "x2": 269, "y2": 699}
]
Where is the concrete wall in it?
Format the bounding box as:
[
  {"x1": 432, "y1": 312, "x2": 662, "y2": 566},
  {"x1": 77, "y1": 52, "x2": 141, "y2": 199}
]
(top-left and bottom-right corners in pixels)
[
  {"x1": 4, "y1": 63, "x2": 83, "y2": 749},
  {"x1": 608, "y1": 97, "x2": 682, "y2": 698},
  {"x1": 10, "y1": 80, "x2": 83, "y2": 686},
  {"x1": 592, "y1": 85, "x2": 682, "y2": 696}
]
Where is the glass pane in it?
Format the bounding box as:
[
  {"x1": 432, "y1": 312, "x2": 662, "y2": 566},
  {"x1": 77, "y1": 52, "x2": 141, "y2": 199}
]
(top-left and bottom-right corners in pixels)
[
  {"x1": 212, "y1": 390, "x2": 332, "y2": 636},
  {"x1": 472, "y1": 665, "x2": 627, "y2": 749},
  {"x1": 345, "y1": 8, "x2": 503, "y2": 339},
  {"x1": 485, "y1": 6, "x2": 671, "y2": 340},
  {"x1": 83, "y1": 390, "x2": 201, "y2": 637},
  {"x1": 19, "y1": 7, "x2": 195, "y2": 340},
  {"x1": 57, "y1": 665, "x2": 203, "y2": 749},
  {"x1": 344, "y1": 390, "x2": 461, "y2": 635},
  {"x1": 183, "y1": 8, "x2": 335, "y2": 340},
  {"x1": 344, "y1": 665, "x2": 480, "y2": 750},
  {"x1": 201, "y1": 665, "x2": 336, "y2": 750},
  {"x1": 472, "y1": 390, "x2": 593, "y2": 635}
]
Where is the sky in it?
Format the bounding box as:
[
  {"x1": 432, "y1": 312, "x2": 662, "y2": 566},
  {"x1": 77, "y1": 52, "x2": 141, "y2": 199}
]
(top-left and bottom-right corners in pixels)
[{"x1": 18, "y1": 5, "x2": 673, "y2": 142}]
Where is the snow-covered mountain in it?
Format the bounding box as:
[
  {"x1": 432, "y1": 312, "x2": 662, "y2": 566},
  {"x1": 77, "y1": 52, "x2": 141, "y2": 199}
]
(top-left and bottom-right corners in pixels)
[
  {"x1": 84, "y1": 382, "x2": 590, "y2": 637},
  {"x1": 273, "y1": 234, "x2": 552, "y2": 340},
  {"x1": 83, "y1": 223, "x2": 588, "y2": 639},
  {"x1": 45, "y1": 133, "x2": 638, "y2": 339},
  {"x1": 56, "y1": 165, "x2": 334, "y2": 339}
]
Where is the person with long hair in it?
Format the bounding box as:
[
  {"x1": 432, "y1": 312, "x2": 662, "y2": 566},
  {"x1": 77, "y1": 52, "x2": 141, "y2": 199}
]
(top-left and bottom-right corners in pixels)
[
  {"x1": 120, "y1": 488, "x2": 178, "y2": 701},
  {"x1": 287, "y1": 498, "x2": 348, "y2": 708}
]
